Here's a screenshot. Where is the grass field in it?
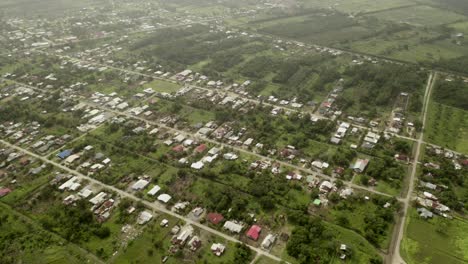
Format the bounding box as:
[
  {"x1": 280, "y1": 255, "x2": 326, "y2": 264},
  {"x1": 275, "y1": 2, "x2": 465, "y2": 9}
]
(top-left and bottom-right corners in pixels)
[
  {"x1": 424, "y1": 101, "x2": 468, "y2": 154},
  {"x1": 401, "y1": 209, "x2": 468, "y2": 264},
  {"x1": 301, "y1": 0, "x2": 413, "y2": 14},
  {"x1": 366, "y1": 5, "x2": 467, "y2": 27},
  {"x1": 142, "y1": 79, "x2": 181, "y2": 94}
]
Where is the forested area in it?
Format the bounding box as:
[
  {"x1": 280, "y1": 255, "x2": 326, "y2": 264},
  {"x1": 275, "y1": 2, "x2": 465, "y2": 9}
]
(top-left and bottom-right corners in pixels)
[{"x1": 342, "y1": 63, "x2": 427, "y2": 112}]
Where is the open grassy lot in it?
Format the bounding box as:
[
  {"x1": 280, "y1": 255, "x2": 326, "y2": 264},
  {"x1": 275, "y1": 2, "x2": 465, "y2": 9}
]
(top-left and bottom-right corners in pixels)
[
  {"x1": 0, "y1": 0, "x2": 109, "y2": 17},
  {"x1": 142, "y1": 79, "x2": 182, "y2": 94},
  {"x1": 365, "y1": 5, "x2": 467, "y2": 27},
  {"x1": 301, "y1": 0, "x2": 414, "y2": 14},
  {"x1": 401, "y1": 208, "x2": 468, "y2": 264},
  {"x1": 253, "y1": 13, "x2": 376, "y2": 45},
  {"x1": 424, "y1": 102, "x2": 468, "y2": 154}
]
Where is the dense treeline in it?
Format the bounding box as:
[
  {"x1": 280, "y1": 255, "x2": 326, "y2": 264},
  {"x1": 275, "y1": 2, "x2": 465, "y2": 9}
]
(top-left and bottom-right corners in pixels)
[{"x1": 343, "y1": 63, "x2": 426, "y2": 112}]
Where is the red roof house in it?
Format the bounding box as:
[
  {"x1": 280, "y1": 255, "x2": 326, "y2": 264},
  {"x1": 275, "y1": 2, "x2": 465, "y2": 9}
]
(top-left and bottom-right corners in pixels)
[
  {"x1": 207, "y1": 213, "x2": 224, "y2": 225},
  {"x1": 172, "y1": 145, "x2": 184, "y2": 153},
  {"x1": 246, "y1": 225, "x2": 262, "y2": 241},
  {"x1": 0, "y1": 188, "x2": 12, "y2": 197},
  {"x1": 195, "y1": 144, "x2": 207, "y2": 153}
]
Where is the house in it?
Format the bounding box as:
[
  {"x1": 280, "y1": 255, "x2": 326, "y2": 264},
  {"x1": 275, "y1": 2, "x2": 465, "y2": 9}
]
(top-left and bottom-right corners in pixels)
[
  {"x1": 194, "y1": 144, "x2": 207, "y2": 153},
  {"x1": 65, "y1": 154, "x2": 80, "y2": 164},
  {"x1": 319, "y1": 181, "x2": 333, "y2": 193},
  {"x1": 138, "y1": 211, "x2": 153, "y2": 225},
  {"x1": 160, "y1": 219, "x2": 169, "y2": 227},
  {"x1": 58, "y1": 176, "x2": 79, "y2": 191},
  {"x1": 243, "y1": 138, "x2": 254, "y2": 146},
  {"x1": 57, "y1": 149, "x2": 72, "y2": 159},
  {"x1": 191, "y1": 161, "x2": 204, "y2": 170},
  {"x1": 207, "y1": 213, "x2": 224, "y2": 225},
  {"x1": 0, "y1": 187, "x2": 12, "y2": 197},
  {"x1": 158, "y1": 194, "x2": 172, "y2": 203},
  {"x1": 223, "y1": 153, "x2": 238, "y2": 160},
  {"x1": 340, "y1": 188, "x2": 353, "y2": 199},
  {"x1": 89, "y1": 192, "x2": 107, "y2": 205},
  {"x1": 148, "y1": 185, "x2": 161, "y2": 196},
  {"x1": 173, "y1": 225, "x2": 194, "y2": 245},
  {"x1": 208, "y1": 147, "x2": 221, "y2": 155},
  {"x1": 223, "y1": 221, "x2": 243, "y2": 233},
  {"x1": 417, "y1": 208, "x2": 433, "y2": 219},
  {"x1": 351, "y1": 159, "x2": 369, "y2": 173},
  {"x1": 188, "y1": 236, "x2": 202, "y2": 251},
  {"x1": 246, "y1": 225, "x2": 261, "y2": 241},
  {"x1": 330, "y1": 137, "x2": 341, "y2": 144},
  {"x1": 211, "y1": 243, "x2": 226, "y2": 256},
  {"x1": 78, "y1": 188, "x2": 93, "y2": 198},
  {"x1": 261, "y1": 234, "x2": 276, "y2": 249},
  {"x1": 173, "y1": 134, "x2": 185, "y2": 143},
  {"x1": 172, "y1": 145, "x2": 184, "y2": 153},
  {"x1": 132, "y1": 179, "x2": 149, "y2": 191}
]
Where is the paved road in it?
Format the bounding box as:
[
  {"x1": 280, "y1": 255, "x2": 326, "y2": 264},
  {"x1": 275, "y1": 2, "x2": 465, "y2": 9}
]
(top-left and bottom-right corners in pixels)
[
  {"x1": 0, "y1": 139, "x2": 287, "y2": 264},
  {"x1": 388, "y1": 72, "x2": 436, "y2": 264}
]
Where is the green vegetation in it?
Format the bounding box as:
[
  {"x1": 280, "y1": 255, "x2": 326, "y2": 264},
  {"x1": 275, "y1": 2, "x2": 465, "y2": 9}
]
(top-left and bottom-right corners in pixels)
[
  {"x1": 401, "y1": 209, "x2": 468, "y2": 264},
  {"x1": 0, "y1": 203, "x2": 96, "y2": 264},
  {"x1": 425, "y1": 102, "x2": 468, "y2": 153}
]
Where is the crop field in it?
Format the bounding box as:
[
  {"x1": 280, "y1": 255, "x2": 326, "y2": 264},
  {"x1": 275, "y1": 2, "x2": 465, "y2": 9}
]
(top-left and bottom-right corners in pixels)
[
  {"x1": 425, "y1": 102, "x2": 468, "y2": 153},
  {"x1": 401, "y1": 209, "x2": 468, "y2": 264}
]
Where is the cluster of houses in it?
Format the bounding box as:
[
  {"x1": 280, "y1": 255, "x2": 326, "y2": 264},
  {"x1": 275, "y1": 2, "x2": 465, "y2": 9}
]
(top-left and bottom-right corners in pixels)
[
  {"x1": 130, "y1": 176, "x2": 172, "y2": 204},
  {"x1": 0, "y1": 120, "x2": 74, "y2": 155},
  {"x1": 425, "y1": 146, "x2": 467, "y2": 171},
  {"x1": 415, "y1": 188, "x2": 451, "y2": 219},
  {"x1": 51, "y1": 173, "x2": 119, "y2": 222},
  {"x1": 319, "y1": 80, "x2": 344, "y2": 118},
  {"x1": 56, "y1": 145, "x2": 111, "y2": 174}
]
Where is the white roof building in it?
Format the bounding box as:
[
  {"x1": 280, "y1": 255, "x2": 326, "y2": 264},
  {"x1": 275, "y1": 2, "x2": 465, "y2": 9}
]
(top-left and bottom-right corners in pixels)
[
  {"x1": 158, "y1": 194, "x2": 172, "y2": 203},
  {"x1": 191, "y1": 161, "x2": 204, "y2": 170},
  {"x1": 132, "y1": 179, "x2": 149, "y2": 191},
  {"x1": 223, "y1": 221, "x2": 243, "y2": 233},
  {"x1": 148, "y1": 185, "x2": 161, "y2": 196},
  {"x1": 138, "y1": 211, "x2": 153, "y2": 225},
  {"x1": 89, "y1": 192, "x2": 107, "y2": 205},
  {"x1": 261, "y1": 234, "x2": 276, "y2": 249}
]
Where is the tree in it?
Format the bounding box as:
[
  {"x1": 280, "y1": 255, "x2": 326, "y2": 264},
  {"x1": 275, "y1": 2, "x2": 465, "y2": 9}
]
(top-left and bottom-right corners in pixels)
[{"x1": 234, "y1": 243, "x2": 253, "y2": 264}]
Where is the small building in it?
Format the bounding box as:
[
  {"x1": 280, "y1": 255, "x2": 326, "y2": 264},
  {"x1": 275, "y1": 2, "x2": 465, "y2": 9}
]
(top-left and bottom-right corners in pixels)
[
  {"x1": 57, "y1": 149, "x2": 72, "y2": 159},
  {"x1": 351, "y1": 159, "x2": 369, "y2": 173},
  {"x1": 207, "y1": 213, "x2": 224, "y2": 225},
  {"x1": 132, "y1": 179, "x2": 149, "y2": 191},
  {"x1": 223, "y1": 221, "x2": 243, "y2": 233},
  {"x1": 147, "y1": 185, "x2": 161, "y2": 196},
  {"x1": 158, "y1": 194, "x2": 172, "y2": 203},
  {"x1": 246, "y1": 225, "x2": 261, "y2": 241},
  {"x1": 0, "y1": 187, "x2": 12, "y2": 197},
  {"x1": 261, "y1": 234, "x2": 276, "y2": 249},
  {"x1": 417, "y1": 208, "x2": 433, "y2": 219},
  {"x1": 138, "y1": 211, "x2": 153, "y2": 225},
  {"x1": 211, "y1": 243, "x2": 226, "y2": 256}
]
